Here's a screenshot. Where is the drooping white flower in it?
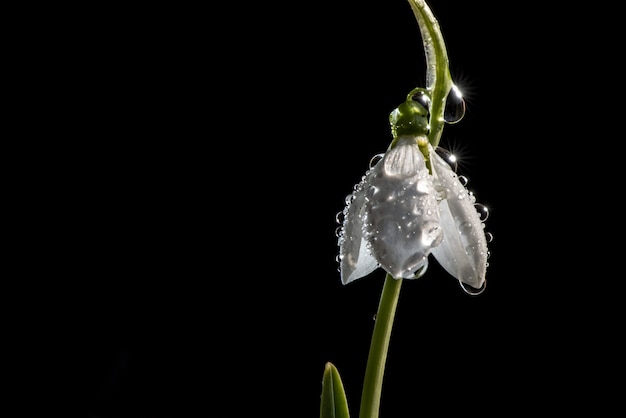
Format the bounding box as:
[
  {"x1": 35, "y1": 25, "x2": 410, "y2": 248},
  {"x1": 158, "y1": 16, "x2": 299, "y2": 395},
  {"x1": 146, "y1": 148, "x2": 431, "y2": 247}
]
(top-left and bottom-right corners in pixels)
[
  {"x1": 337, "y1": 137, "x2": 489, "y2": 292},
  {"x1": 338, "y1": 135, "x2": 442, "y2": 285}
]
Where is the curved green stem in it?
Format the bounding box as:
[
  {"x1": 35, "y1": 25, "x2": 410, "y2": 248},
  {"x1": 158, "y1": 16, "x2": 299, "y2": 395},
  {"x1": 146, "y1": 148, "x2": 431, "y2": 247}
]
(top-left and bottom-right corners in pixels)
[
  {"x1": 407, "y1": 0, "x2": 453, "y2": 148},
  {"x1": 359, "y1": 274, "x2": 402, "y2": 418}
]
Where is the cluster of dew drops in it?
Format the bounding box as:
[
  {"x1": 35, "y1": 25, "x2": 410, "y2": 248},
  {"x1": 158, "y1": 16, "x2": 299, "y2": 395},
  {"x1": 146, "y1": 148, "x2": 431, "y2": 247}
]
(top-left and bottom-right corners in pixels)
[
  {"x1": 334, "y1": 147, "x2": 494, "y2": 295},
  {"x1": 334, "y1": 87, "x2": 494, "y2": 294},
  {"x1": 334, "y1": 156, "x2": 382, "y2": 271}
]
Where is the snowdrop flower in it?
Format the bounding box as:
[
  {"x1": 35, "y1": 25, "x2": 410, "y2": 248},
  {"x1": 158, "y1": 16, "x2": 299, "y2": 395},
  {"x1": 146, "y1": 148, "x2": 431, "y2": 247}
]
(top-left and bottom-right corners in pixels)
[
  {"x1": 337, "y1": 89, "x2": 490, "y2": 294},
  {"x1": 322, "y1": 4, "x2": 492, "y2": 418}
]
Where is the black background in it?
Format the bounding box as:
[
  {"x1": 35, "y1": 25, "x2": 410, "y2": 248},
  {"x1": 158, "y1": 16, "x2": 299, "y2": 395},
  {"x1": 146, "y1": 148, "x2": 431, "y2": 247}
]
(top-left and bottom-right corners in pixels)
[{"x1": 87, "y1": 1, "x2": 621, "y2": 417}]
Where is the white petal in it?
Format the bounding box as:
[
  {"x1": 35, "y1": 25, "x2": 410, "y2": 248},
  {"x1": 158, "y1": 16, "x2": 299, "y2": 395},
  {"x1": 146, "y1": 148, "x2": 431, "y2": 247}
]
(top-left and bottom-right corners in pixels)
[
  {"x1": 430, "y1": 145, "x2": 488, "y2": 289},
  {"x1": 363, "y1": 136, "x2": 443, "y2": 279},
  {"x1": 338, "y1": 170, "x2": 379, "y2": 285}
]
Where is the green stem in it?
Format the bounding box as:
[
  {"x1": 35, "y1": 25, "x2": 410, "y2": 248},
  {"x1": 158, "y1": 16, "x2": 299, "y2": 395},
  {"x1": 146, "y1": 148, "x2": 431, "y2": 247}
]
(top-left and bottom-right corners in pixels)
[
  {"x1": 359, "y1": 274, "x2": 402, "y2": 418},
  {"x1": 406, "y1": 0, "x2": 453, "y2": 149}
]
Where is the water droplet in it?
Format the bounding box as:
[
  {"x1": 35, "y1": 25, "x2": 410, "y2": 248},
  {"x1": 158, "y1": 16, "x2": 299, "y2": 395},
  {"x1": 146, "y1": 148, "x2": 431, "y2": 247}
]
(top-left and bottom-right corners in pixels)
[
  {"x1": 444, "y1": 85, "x2": 466, "y2": 124},
  {"x1": 465, "y1": 243, "x2": 479, "y2": 255},
  {"x1": 460, "y1": 280, "x2": 486, "y2": 295},
  {"x1": 416, "y1": 178, "x2": 432, "y2": 194},
  {"x1": 413, "y1": 259, "x2": 429, "y2": 279},
  {"x1": 485, "y1": 232, "x2": 494, "y2": 242},
  {"x1": 421, "y1": 222, "x2": 442, "y2": 247},
  {"x1": 435, "y1": 147, "x2": 458, "y2": 172},
  {"x1": 410, "y1": 89, "x2": 431, "y2": 111},
  {"x1": 475, "y1": 204, "x2": 489, "y2": 221},
  {"x1": 458, "y1": 175, "x2": 468, "y2": 186},
  {"x1": 335, "y1": 226, "x2": 343, "y2": 237},
  {"x1": 345, "y1": 193, "x2": 355, "y2": 205},
  {"x1": 335, "y1": 211, "x2": 344, "y2": 224},
  {"x1": 366, "y1": 185, "x2": 380, "y2": 200},
  {"x1": 459, "y1": 221, "x2": 473, "y2": 234},
  {"x1": 372, "y1": 314, "x2": 377, "y2": 321},
  {"x1": 369, "y1": 153, "x2": 384, "y2": 168}
]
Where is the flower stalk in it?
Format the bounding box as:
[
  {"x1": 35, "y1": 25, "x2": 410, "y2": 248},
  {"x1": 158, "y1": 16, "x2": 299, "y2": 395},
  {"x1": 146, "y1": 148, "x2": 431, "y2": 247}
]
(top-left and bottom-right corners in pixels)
[{"x1": 359, "y1": 273, "x2": 402, "y2": 418}]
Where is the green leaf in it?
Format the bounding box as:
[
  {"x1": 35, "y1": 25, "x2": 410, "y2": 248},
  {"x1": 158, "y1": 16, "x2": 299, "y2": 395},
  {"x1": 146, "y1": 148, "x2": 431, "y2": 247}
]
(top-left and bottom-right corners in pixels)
[{"x1": 320, "y1": 362, "x2": 350, "y2": 418}]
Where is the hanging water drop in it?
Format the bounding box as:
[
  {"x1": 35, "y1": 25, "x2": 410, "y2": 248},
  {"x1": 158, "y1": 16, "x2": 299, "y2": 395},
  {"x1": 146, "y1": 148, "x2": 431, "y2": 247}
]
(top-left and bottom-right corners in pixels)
[
  {"x1": 369, "y1": 153, "x2": 384, "y2": 168},
  {"x1": 444, "y1": 85, "x2": 466, "y2": 124},
  {"x1": 413, "y1": 259, "x2": 429, "y2": 279},
  {"x1": 459, "y1": 279, "x2": 486, "y2": 296},
  {"x1": 475, "y1": 203, "x2": 489, "y2": 221}
]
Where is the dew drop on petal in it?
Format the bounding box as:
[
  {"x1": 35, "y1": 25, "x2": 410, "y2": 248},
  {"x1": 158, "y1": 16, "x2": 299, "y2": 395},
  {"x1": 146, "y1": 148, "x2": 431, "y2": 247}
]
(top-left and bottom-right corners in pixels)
[
  {"x1": 465, "y1": 243, "x2": 480, "y2": 256},
  {"x1": 369, "y1": 153, "x2": 384, "y2": 168},
  {"x1": 458, "y1": 175, "x2": 468, "y2": 186},
  {"x1": 365, "y1": 186, "x2": 379, "y2": 200},
  {"x1": 475, "y1": 203, "x2": 489, "y2": 221},
  {"x1": 416, "y1": 178, "x2": 432, "y2": 194},
  {"x1": 459, "y1": 221, "x2": 473, "y2": 234},
  {"x1": 485, "y1": 232, "x2": 494, "y2": 243},
  {"x1": 460, "y1": 279, "x2": 486, "y2": 296},
  {"x1": 413, "y1": 259, "x2": 429, "y2": 279},
  {"x1": 335, "y1": 211, "x2": 344, "y2": 224},
  {"x1": 421, "y1": 221, "x2": 442, "y2": 248}
]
